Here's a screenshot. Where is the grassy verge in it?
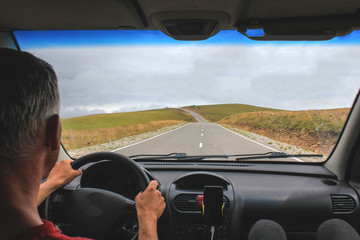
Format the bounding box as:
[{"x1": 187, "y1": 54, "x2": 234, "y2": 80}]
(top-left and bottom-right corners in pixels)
[
  {"x1": 184, "y1": 104, "x2": 280, "y2": 122},
  {"x1": 61, "y1": 108, "x2": 195, "y2": 150},
  {"x1": 219, "y1": 108, "x2": 350, "y2": 154},
  {"x1": 62, "y1": 108, "x2": 194, "y2": 130}
]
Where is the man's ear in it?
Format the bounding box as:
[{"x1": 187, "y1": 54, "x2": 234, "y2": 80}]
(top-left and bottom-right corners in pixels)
[{"x1": 45, "y1": 114, "x2": 61, "y2": 151}]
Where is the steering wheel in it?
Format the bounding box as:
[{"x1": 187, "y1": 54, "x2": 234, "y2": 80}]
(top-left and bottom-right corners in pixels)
[{"x1": 45, "y1": 152, "x2": 150, "y2": 239}]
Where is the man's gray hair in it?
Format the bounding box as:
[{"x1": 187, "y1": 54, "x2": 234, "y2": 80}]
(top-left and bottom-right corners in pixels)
[{"x1": 0, "y1": 48, "x2": 60, "y2": 162}]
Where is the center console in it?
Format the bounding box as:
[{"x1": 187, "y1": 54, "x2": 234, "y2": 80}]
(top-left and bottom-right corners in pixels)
[{"x1": 169, "y1": 172, "x2": 234, "y2": 240}]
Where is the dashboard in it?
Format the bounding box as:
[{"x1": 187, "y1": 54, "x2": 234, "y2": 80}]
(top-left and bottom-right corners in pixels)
[{"x1": 47, "y1": 160, "x2": 360, "y2": 240}]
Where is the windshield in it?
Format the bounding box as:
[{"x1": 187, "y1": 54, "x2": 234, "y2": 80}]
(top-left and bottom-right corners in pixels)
[{"x1": 15, "y1": 30, "x2": 360, "y2": 162}]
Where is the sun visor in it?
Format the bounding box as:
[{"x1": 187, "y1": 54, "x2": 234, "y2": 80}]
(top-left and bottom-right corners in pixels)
[
  {"x1": 0, "y1": 0, "x2": 145, "y2": 30},
  {"x1": 151, "y1": 11, "x2": 230, "y2": 40},
  {"x1": 237, "y1": 14, "x2": 360, "y2": 41}
]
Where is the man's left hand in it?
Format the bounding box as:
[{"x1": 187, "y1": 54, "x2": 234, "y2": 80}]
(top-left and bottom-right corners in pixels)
[
  {"x1": 37, "y1": 159, "x2": 82, "y2": 206},
  {"x1": 46, "y1": 159, "x2": 82, "y2": 189}
]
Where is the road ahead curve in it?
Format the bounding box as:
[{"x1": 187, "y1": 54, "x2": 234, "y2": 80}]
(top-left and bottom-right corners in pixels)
[
  {"x1": 113, "y1": 109, "x2": 295, "y2": 161},
  {"x1": 181, "y1": 108, "x2": 207, "y2": 123}
]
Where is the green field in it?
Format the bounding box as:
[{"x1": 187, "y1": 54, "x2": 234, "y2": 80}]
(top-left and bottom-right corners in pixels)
[
  {"x1": 184, "y1": 104, "x2": 280, "y2": 122},
  {"x1": 61, "y1": 108, "x2": 195, "y2": 150},
  {"x1": 62, "y1": 108, "x2": 194, "y2": 131}
]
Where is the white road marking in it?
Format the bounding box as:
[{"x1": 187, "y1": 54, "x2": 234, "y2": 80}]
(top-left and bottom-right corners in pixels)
[
  {"x1": 217, "y1": 124, "x2": 303, "y2": 162},
  {"x1": 201, "y1": 133, "x2": 204, "y2": 136},
  {"x1": 111, "y1": 123, "x2": 192, "y2": 152},
  {"x1": 199, "y1": 142, "x2": 203, "y2": 148}
]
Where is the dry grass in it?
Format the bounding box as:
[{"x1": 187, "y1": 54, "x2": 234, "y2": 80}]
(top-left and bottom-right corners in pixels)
[
  {"x1": 219, "y1": 108, "x2": 350, "y2": 134},
  {"x1": 219, "y1": 108, "x2": 350, "y2": 155},
  {"x1": 61, "y1": 108, "x2": 195, "y2": 150},
  {"x1": 62, "y1": 120, "x2": 186, "y2": 150}
]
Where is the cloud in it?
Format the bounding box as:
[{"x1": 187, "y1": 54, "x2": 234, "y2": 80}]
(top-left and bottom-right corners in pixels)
[
  {"x1": 29, "y1": 45, "x2": 360, "y2": 118},
  {"x1": 61, "y1": 107, "x2": 106, "y2": 119}
]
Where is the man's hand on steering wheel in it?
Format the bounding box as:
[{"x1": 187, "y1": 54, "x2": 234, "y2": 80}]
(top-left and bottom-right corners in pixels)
[
  {"x1": 37, "y1": 159, "x2": 82, "y2": 206},
  {"x1": 45, "y1": 152, "x2": 163, "y2": 239},
  {"x1": 135, "y1": 180, "x2": 166, "y2": 240}
]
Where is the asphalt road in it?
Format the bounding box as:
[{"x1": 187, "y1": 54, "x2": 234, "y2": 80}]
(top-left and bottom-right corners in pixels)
[{"x1": 113, "y1": 109, "x2": 296, "y2": 161}]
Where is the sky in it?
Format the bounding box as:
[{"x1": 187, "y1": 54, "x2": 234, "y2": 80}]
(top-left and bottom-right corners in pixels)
[{"x1": 15, "y1": 30, "x2": 360, "y2": 118}]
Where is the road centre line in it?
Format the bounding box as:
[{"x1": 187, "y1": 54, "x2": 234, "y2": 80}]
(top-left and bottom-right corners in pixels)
[
  {"x1": 111, "y1": 123, "x2": 192, "y2": 152},
  {"x1": 217, "y1": 124, "x2": 303, "y2": 162},
  {"x1": 199, "y1": 142, "x2": 203, "y2": 148}
]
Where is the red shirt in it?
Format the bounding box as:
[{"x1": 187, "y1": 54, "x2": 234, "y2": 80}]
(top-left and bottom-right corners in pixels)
[{"x1": 10, "y1": 220, "x2": 91, "y2": 240}]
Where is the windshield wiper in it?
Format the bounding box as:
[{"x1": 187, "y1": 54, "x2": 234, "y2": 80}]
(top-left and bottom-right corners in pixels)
[
  {"x1": 129, "y1": 153, "x2": 230, "y2": 161},
  {"x1": 235, "y1": 152, "x2": 323, "y2": 161},
  {"x1": 130, "y1": 152, "x2": 323, "y2": 161}
]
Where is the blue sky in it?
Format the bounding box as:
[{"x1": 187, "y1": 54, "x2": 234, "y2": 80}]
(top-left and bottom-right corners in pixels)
[{"x1": 15, "y1": 30, "x2": 360, "y2": 49}]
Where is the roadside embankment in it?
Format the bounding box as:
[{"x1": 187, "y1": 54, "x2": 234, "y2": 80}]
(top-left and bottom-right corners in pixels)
[
  {"x1": 218, "y1": 108, "x2": 350, "y2": 155},
  {"x1": 66, "y1": 123, "x2": 187, "y2": 158},
  {"x1": 61, "y1": 108, "x2": 195, "y2": 151}
]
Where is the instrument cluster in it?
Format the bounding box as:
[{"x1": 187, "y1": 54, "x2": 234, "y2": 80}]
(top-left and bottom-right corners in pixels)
[{"x1": 80, "y1": 161, "x2": 141, "y2": 200}]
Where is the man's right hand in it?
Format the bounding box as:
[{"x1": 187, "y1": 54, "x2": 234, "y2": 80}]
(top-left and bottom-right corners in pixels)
[{"x1": 135, "y1": 180, "x2": 166, "y2": 240}]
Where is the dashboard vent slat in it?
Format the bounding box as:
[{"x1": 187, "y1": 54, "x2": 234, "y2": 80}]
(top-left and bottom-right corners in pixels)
[
  {"x1": 331, "y1": 194, "x2": 356, "y2": 213},
  {"x1": 143, "y1": 163, "x2": 194, "y2": 166},
  {"x1": 199, "y1": 163, "x2": 250, "y2": 167},
  {"x1": 174, "y1": 194, "x2": 199, "y2": 212},
  {"x1": 143, "y1": 163, "x2": 250, "y2": 167}
]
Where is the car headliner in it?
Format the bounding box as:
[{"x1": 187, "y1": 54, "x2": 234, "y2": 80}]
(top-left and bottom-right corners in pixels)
[{"x1": 0, "y1": 0, "x2": 360, "y2": 41}]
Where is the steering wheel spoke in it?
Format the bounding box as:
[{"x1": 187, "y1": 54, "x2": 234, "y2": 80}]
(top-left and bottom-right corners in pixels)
[{"x1": 124, "y1": 198, "x2": 136, "y2": 215}]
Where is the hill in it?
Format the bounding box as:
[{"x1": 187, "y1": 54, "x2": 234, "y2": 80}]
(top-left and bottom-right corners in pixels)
[
  {"x1": 61, "y1": 108, "x2": 195, "y2": 150},
  {"x1": 184, "y1": 104, "x2": 280, "y2": 122}
]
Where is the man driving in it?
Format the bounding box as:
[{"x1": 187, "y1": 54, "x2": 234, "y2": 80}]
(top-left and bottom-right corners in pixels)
[{"x1": 0, "y1": 48, "x2": 166, "y2": 240}]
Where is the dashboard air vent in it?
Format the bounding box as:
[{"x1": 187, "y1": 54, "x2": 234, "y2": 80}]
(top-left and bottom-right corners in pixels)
[
  {"x1": 331, "y1": 194, "x2": 356, "y2": 213},
  {"x1": 174, "y1": 194, "x2": 199, "y2": 212}
]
